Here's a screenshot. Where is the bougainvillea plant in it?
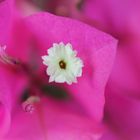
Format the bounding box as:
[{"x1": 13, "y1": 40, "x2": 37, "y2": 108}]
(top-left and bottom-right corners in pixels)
[{"x1": 0, "y1": 0, "x2": 117, "y2": 140}]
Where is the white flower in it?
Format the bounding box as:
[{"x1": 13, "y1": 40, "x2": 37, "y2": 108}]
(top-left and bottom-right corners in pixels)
[{"x1": 42, "y1": 42, "x2": 84, "y2": 85}]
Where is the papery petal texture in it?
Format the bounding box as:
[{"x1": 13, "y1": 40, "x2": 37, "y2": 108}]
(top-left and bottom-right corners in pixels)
[
  {"x1": 82, "y1": 1, "x2": 140, "y2": 139},
  {"x1": 23, "y1": 12, "x2": 117, "y2": 121},
  {"x1": 0, "y1": 2, "x2": 117, "y2": 138},
  {"x1": 0, "y1": 0, "x2": 15, "y2": 137},
  {"x1": 0, "y1": 0, "x2": 14, "y2": 44},
  {"x1": 3, "y1": 99, "x2": 102, "y2": 140},
  {"x1": 0, "y1": 69, "x2": 11, "y2": 137}
]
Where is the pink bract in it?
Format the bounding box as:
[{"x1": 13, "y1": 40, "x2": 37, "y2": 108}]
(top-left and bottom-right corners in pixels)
[
  {"x1": 82, "y1": 0, "x2": 140, "y2": 139},
  {"x1": 23, "y1": 12, "x2": 117, "y2": 120},
  {"x1": 0, "y1": 1, "x2": 117, "y2": 139}
]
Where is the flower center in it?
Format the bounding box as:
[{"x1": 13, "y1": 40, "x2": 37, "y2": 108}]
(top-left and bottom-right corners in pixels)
[{"x1": 59, "y1": 60, "x2": 66, "y2": 69}]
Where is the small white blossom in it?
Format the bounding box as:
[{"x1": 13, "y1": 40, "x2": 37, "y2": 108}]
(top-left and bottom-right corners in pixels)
[{"x1": 42, "y1": 42, "x2": 84, "y2": 85}]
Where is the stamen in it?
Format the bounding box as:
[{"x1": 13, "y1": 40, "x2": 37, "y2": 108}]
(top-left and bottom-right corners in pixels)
[
  {"x1": 0, "y1": 45, "x2": 19, "y2": 65},
  {"x1": 59, "y1": 60, "x2": 66, "y2": 69},
  {"x1": 22, "y1": 96, "x2": 40, "y2": 113},
  {"x1": 23, "y1": 103, "x2": 35, "y2": 113}
]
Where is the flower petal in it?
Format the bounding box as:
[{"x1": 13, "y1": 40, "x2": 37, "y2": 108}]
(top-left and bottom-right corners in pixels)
[
  {"x1": 0, "y1": 0, "x2": 14, "y2": 44},
  {"x1": 24, "y1": 12, "x2": 117, "y2": 122},
  {"x1": 3, "y1": 99, "x2": 102, "y2": 140}
]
